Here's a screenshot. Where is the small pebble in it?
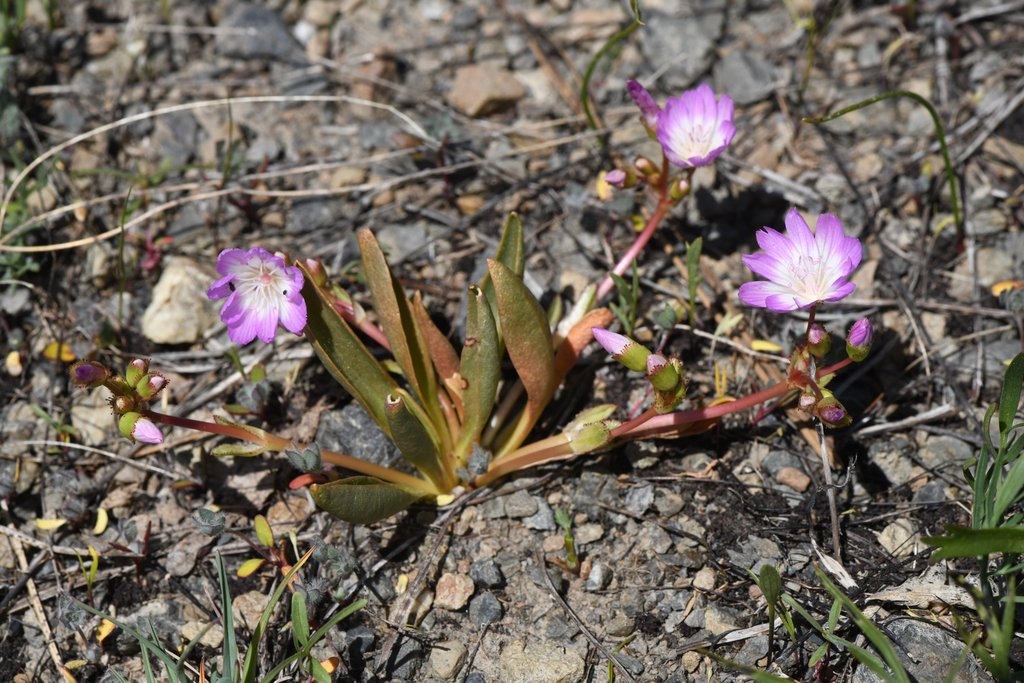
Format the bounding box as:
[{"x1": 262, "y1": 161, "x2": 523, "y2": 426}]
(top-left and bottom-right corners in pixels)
[
  {"x1": 429, "y1": 639, "x2": 468, "y2": 680},
  {"x1": 469, "y1": 558, "x2": 504, "y2": 588},
  {"x1": 468, "y1": 592, "x2": 503, "y2": 626},
  {"x1": 434, "y1": 572, "x2": 474, "y2": 611},
  {"x1": 775, "y1": 466, "x2": 811, "y2": 492}
]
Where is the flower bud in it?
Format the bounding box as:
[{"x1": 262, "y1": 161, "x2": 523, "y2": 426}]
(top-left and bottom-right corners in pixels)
[
  {"x1": 814, "y1": 391, "x2": 851, "y2": 428},
  {"x1": 846, "y1": 318, "x2": 873, "y2": 362},
  {"x1": 604, "y1": 169, "x2": 627, "y2": 188},
  {"x1": 125, "y1": 358, "x2": 150, "y2": 386},
  {"x1": 135, "y1": 373, "x2": 168, "y2": 400},
  {"x1": 646, "y1": 353, "x2": 680, "y2": 392},
  {"x1": 70, "y1": 361, "x2": 109, "y2": 387},
  {"x1": 113, "y1": 394, "x2": 137, "y2": 415},
  {"x1": 634, "y1": 156, "x2": 658, "y2": 177},
  {"x1": 118, "y1": 412, "x2": 164, "y2": 444},
  {"x1": 626, "y1": 79, "x2": 661, "y2": 133},
  {"x1": 592, "y1": 327, "x2": 650, "y2": 372},
  {"x1": 668, "y1": 177, "x2": 691, "y2": 202},
  {"x1": 807, "y1": 323, "x2": 831, "y2": 358}
]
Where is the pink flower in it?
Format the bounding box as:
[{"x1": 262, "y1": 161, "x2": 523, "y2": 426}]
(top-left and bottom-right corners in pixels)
[
  {"x1": 738, "y1": 209, "x2": 862, "y2": 313},
  {"x1": 208, "y1": 248, "x2": 307, "y2": 345},
  {"x1": 655, "y1": 84, "x2": 735, "y2": 169}
]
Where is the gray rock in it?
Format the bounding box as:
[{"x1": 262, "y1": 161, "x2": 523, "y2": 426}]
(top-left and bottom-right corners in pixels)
[
  {"x1": 640, "y1": 10, "x2": 722, "y2": 90},
  {"x1": 867, "y1": 435, "x2": 916, "y2": 487},
  {"x1": 468, "y1": 592, "x2": 502, "y2": 626},
  {"x1": 141, "y1": 257, "x2": 219, "y2": 345},
  {"x1": 497, "y1": 640, "x2": 585, "y2": 683},
  {"x1": 504, "y1": 489, "x2": 539, "y2": 519},
  {"x1": 523, "y1": 499, "x2": 556, "y2": 531},
  {"x1": 286, "y1": 197, "x2": 356, "y2": 235},
  {"x1": 713, "y1": 49, "x2": 777, "y2": 105},
  {"x1": 315, "y1": 403, "x2": 402, "y2": 468},
  {"x1": 850, "y1": 618, "x2": 990, "y2": 683},
  {"x1": 390, "y1": 636, "x2": 422, "y2": 680},
  {"x1": 624, "y1": 482, "x2": 655, "y2": 516},
  {"x1": 469, "y1": 558, "x2": 505, "y2": 588},
  {"x1": 216, "y1": 3, "x2": 307, "y2": 63},
  {"x1": 150, "y1": 111, "x2": 198, "y2": 168},
  {"x1": 920, "y1": 435, "x2": 973, "y2": 471}
]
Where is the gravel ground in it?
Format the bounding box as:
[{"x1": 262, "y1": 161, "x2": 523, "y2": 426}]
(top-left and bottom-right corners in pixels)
[{"x1": 2, "y1": 0, "x2": 1024, "y2": 681}]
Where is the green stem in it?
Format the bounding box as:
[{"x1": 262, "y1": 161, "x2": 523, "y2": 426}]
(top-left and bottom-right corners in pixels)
[
  {"x1": 803, "y1": 90, "x2": 961, "y2": 236},
  {"x1": 142, "y1": 410, "x2": 436, "y2": 494},
  {"x1": 580, "y1": 0, "x2": 643, "y2": 134}
]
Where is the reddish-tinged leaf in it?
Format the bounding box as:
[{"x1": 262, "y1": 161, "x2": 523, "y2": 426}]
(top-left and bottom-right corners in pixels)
[{"x1": 487, "y1": 259, "x2": 555, "y2": 455}]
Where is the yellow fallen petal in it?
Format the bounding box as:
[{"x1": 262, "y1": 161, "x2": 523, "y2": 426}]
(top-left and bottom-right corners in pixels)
[
  {"x1": 5, "y1": 350, "x2": 22, "y2": 376},
  {"x1": 93, "y1": 508, "x2": 109, "y2": 535},
  {"x1": 36, "y1": 518, "x2": 67, "y2": 531},
  {"x1": 395, "y1": 573, "x2": 409, "y2": 595},
  {"x1": 434, "y1": 494, "x2": 455, "y2": 506},
  {"x1": 320, "y1": 657, "x2": 340, "y2": 674},
  {"x1": 595, "y1": 173, "x2": 613, "y2": 201},
  {"x1": 751, "y1": 339, "x2": 783, "y2": 353},
  {"x1": 96, "y1": 619, "x2": 117, "y2": 643},
  {"x1": 991, "y1": 280, "x2": 1023, "y2": 297},
  {"x1": 43, "y1": 341, "x2": 76, "y2": 363}
]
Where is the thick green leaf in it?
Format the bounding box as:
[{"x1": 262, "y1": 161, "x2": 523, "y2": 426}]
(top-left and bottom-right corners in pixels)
[
  {"x1": 924, "y1": 526, "x2": 1024, "y2": 559},
  {"x1": 998, "y1": 353, "x2": 1024, "y2": 438},
  {"x1": 312, "y1": 476, "x2": 426, "y2": 524},
  {"x1": 493, "y1": 212, "x2": 525, "y2": 278},
  {"x1": 385, "y1": 389, "x2": 450, "y2": 489},
  {"x1": 298, "y1": 261, "x2": 398, "y2": 435},
  {"x1": 291, "y1": 591, "x2": 310, "y2": 647},
  {"x1": 455, "y1": 285, "x2": 500, "y2": 459},
  {"x1": 357, "y1": 230, "x2": 438, "y2": 416},
  {"x1": 488, "y1": 258, "x2": 555, "y2": 455}
]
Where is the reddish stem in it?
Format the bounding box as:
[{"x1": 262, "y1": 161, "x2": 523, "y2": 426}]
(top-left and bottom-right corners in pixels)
[{"x1": 596, "y1": 158, "x2": 679, "y2": 301}]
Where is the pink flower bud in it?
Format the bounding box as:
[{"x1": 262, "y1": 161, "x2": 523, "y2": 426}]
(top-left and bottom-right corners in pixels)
[
  {"x1": 847, "y1": 318, "x2": 872, "y2": 347},
  {"x1": 604, "y1": 169, "x2": 627, "y2": 188},
  {"x1": 71, "y1": 361, "x2": 109, "y2": 387},
  {"x1": 592, "y1": 327, "x2": 650, "y2": 372},
  {"x1": 807, "y1": 323, "x2": 831, "y2": 358},
  {"x1": 118, "y1": 412, "x2": 164, "y2": 444},
  {"x1": 125, "y1": 358, "x2": 150, "y2": 386},
  {"x1": 592, "y1": 327, "x2": 631, "y2": 356},
  {"x1": 132, "y1": 417, "x2": 164, "y2": 444},
  {"x1": 626, "y1": 79, "x2": 661, "y2": 131},
  {"x1": 846, "y1": 318, "x2": 873, "y2": 362},
  {"x1": 136, "y1": 373, "x2": 168, "y2": 400},
  {"x1": 818, "y1": 402, "x2": 847, "y2": 426}
]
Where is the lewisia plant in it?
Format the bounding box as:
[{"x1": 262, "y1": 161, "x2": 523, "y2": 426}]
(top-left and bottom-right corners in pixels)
[{"x1": 69, "y1": 81, "x2": 873, "y2": 526}]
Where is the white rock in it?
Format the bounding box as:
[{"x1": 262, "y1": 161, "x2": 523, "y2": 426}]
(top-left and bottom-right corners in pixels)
[{"x1": 141, "y1": 257, "x2": 219, "y2": 344}]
